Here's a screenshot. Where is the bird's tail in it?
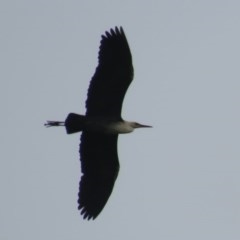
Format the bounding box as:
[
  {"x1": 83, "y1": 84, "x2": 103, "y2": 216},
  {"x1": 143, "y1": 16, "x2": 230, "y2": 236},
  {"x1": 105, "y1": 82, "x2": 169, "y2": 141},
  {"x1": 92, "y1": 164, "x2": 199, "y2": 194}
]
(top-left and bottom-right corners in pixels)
[
  {"x1": 64, "y1": 113, "x2": 86, "y2": 134},
  {"x1": 45, "y1": 113, "x2": 86, "y2": 134},
  {"x1": 45, "y1": 121, "x2": 65, "y2": 127}
]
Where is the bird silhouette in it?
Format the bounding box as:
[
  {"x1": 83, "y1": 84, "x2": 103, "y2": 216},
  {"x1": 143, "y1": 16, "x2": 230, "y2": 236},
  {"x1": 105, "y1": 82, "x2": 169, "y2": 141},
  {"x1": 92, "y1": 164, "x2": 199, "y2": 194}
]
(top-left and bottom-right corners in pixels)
[{"x1": 45, "y1": 27, "x2": 151, "y2": 220}]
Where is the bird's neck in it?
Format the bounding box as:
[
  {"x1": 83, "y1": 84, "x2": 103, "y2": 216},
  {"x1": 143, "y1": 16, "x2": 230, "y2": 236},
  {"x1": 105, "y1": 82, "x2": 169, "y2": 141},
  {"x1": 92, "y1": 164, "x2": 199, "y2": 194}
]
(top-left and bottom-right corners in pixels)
[{"x1": 107, "y1": 121, "x2": 134, "y2": 134}]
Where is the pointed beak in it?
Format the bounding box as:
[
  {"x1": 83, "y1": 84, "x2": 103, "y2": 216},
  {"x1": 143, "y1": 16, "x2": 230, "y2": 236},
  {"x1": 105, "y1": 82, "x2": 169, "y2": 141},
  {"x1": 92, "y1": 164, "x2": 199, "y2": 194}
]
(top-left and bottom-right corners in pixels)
[{"x1": 138, "y1": 123, "x2": 152, "y2": 128}]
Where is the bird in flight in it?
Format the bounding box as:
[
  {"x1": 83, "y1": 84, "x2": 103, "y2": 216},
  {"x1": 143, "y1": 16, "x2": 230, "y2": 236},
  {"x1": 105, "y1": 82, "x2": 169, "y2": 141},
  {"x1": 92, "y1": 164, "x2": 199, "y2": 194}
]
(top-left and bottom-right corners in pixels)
[{"x1": 45, "y1": 26, "x2": 151, "y2": 220}]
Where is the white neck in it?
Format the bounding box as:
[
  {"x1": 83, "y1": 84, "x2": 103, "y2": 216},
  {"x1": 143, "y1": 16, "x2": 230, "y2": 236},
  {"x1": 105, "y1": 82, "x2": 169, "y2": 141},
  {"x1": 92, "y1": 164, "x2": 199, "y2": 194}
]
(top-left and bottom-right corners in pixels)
[{"x1": 107, "y1": 121, "x2": 134, "y2": 134}]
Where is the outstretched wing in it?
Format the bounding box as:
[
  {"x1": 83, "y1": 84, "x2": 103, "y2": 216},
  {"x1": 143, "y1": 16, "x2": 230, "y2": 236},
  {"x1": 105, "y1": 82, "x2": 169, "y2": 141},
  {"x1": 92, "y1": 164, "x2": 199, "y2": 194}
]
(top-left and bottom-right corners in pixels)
[
  {"x1": 85, "y1": 27, "x2": 133, "y2": 119},
  {"x1": 78, "y1": 132, "x2": 119, "y2": 220}
]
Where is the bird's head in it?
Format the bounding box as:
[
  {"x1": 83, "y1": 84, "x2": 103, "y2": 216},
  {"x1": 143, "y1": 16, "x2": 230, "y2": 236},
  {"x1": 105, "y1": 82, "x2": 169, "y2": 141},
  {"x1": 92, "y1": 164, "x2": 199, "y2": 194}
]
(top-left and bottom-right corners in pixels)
[{"x1": 130, "y1": 122, "x2": 152, "y2": 129}]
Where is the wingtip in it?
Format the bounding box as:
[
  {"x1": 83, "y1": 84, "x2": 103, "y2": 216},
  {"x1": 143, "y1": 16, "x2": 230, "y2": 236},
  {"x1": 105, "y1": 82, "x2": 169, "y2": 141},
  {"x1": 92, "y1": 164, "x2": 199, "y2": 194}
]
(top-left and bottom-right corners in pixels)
[
  {"x1": 119, "y1": 26, "x2": 124, "y2": 33},
  {"x1": 78, "y1": 204, "x2": 98, "y2": 220},
  {"x1": 102, "y1": 26, "x2": 125, "y2": 39},
  {"x1": 79, "y1": 209, "x2": 96, "y2": 220}
]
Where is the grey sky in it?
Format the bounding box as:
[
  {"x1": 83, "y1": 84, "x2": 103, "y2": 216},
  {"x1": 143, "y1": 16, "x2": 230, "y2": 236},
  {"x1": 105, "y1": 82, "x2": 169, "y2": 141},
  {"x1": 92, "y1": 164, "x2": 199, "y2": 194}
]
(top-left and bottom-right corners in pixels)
[{"x1": 1, "y1": 0, "x2": 240, "y2": 239}]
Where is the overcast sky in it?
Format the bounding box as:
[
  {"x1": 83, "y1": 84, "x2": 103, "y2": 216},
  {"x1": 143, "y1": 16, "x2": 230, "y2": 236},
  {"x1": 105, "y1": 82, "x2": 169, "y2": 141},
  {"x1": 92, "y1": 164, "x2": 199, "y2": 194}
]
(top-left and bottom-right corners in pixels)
[{"x1": 1, "y1": 0, "x2": 240, "y2": 239}]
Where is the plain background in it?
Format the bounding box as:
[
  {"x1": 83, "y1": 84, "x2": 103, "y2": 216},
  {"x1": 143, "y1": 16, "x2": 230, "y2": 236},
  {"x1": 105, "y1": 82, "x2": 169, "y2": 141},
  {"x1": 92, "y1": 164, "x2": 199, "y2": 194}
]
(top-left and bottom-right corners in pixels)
[{"x1": 1, "y1": 1, "x2": 240, "y2": 239}]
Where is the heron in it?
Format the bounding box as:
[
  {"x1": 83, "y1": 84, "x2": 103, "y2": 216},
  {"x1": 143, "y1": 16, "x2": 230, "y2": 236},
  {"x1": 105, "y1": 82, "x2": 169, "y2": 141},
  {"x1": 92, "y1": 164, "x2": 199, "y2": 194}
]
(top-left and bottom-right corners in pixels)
[{"x1": 45, "y1": 27, "x2": 151, "y2": 220}]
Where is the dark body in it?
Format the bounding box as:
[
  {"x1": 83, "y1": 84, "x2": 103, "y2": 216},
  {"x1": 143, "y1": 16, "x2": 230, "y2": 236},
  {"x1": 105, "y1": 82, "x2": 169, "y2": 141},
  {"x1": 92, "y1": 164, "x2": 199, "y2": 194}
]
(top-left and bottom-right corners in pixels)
[{"x1": 79, "y1": 27, "x2": 133, "y2": 219}]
